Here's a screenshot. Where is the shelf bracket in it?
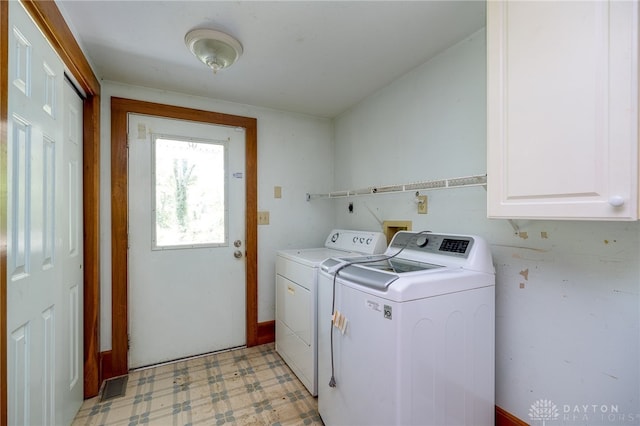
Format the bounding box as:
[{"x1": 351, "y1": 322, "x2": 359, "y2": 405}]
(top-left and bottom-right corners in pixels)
[{"x1": 507, "y1": 219, "x2": 520, "y2": 234}]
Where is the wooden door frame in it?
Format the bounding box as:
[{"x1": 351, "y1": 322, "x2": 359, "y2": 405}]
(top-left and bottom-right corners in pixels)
[
  {"x1": 1, "y1": 1, "x2": 102, "y2": 423},
  {"x1": 108, "y1": 98, "x2": 259, "y2": 378}
]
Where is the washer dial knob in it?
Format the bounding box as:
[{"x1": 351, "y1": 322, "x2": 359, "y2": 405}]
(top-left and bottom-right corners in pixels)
[{"x1": 415, "y1": 235, "x2": 429, "y2": 248}]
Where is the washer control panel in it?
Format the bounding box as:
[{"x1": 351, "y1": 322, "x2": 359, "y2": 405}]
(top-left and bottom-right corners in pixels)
[{"x1": 389, "y1": 232, "x2": 474, "y2": 258}]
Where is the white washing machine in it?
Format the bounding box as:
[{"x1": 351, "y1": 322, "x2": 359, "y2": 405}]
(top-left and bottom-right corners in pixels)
[
  {"x1": 275, "y1": 229, "x2": 387, "y2": 396},
  {"x1": 317, "y1": 231, "x2": 495, "y2": 426}
]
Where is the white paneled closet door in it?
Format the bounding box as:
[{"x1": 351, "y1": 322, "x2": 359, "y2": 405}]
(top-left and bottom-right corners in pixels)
[
  {"x1": 7, "y1": 2, "x2": 83, "y2": 425},
  {"x1": 59, "y1": 77, "x2": 85, "y2": 424}
]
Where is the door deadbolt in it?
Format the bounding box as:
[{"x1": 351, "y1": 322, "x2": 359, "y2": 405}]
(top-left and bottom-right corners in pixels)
[
  {"x1": 234, "y1": 250, "x2": 243, "y2": 259},
  {"x1": 234, "y1": 240, "x2": 242, "y2": 248}
]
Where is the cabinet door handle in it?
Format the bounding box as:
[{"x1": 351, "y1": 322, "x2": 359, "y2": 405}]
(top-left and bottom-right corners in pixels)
[
  {"x1": 287, "y1": 286, "x2": 295, "y2": 295},
  {"x1": 609, "y1": 196, "x2": 625, "y2": 207}
]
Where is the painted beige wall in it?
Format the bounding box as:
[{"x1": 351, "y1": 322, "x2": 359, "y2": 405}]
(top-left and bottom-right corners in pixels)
[{"x1": 332, "y1": 29, "x2": 639, "y2": 423}]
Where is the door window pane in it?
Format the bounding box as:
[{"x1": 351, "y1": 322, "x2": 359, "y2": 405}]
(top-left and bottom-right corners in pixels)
[{"x1": 152, "y1": 136, "x2": 227, "y2": 249}]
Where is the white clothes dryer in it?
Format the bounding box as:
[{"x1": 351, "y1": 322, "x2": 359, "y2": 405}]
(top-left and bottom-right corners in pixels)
[
  {"x1": 317, "y1": 231, "x2": 495, "y2": 425},
  {"x1": 275, "y1": 229, "x2": 386, "y2": 395}
]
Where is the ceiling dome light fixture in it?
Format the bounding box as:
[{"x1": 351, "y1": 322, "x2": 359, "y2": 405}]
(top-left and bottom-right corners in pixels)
[{"x1": 185, "y1": 28, "x2": 243, "y2": 73}]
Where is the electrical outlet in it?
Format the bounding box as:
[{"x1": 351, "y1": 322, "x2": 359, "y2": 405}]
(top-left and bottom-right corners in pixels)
[
  {"x1": 417, "y1": 195, "x2": 428, "y2": 214},
  {"x1": 258, "y1": 211, "x2": 270, "y2": 225}
]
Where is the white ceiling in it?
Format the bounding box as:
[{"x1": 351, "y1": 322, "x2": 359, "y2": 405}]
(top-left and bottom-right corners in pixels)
[{"x1": 56, "y1": 1, "x2": 486, "y2": 118}]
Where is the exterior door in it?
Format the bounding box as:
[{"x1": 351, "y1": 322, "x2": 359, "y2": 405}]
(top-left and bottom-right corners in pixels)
[
  {"x1": 128, "y1": 114, "x2": 246, "y2": 368},
  {"x1": 7, "y1": 2, "x2": 83, "y2": 424}
]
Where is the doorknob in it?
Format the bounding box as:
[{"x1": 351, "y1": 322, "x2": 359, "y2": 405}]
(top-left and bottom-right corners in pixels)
[
  {"x1": 234, "y1": 250, "x2": 243, "y2": 259},
  {"x1": 234, "y1": 240, "x2": 242, "y2": 247}
]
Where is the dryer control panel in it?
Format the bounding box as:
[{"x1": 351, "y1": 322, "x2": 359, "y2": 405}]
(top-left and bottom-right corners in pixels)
[{"x1": 324, "y1": 229, "x2": 387, "y2": 254}]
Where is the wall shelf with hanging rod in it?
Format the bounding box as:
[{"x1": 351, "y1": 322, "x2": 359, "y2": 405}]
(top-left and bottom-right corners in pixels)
[{"x1": 306, "y1": 174, "x2": 487, "y2": 201}]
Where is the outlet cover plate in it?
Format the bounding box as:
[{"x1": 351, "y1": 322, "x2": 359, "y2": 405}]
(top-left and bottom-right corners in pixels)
[
  {"x1": 417, "y1": 195, "x2": 428, "y2": 214},
  {"x1": 258, "y1": 211, "x2": 270, "y2": 225}
]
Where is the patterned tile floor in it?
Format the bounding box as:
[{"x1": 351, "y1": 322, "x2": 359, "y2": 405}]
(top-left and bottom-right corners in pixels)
[{"x1": 72, "y1": 344, "x2": 323, "y2": 426}]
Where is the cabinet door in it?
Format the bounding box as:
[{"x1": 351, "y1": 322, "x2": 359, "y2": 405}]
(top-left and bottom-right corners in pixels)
[{"x1": 487, "y1": 1, "x2": 638, "y2": 220}]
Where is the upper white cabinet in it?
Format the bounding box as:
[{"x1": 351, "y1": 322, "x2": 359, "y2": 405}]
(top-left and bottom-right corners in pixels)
[{"x1": 487, "y1": 1, "x2": 639, "y2": 220}]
